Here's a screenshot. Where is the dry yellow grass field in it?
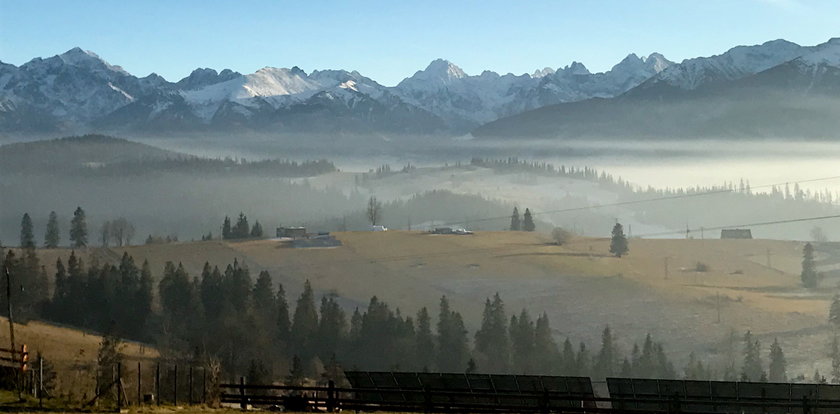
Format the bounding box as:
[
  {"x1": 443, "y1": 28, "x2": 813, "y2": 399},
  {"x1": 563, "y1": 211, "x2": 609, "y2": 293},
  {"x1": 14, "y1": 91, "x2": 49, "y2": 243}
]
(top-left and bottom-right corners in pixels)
[
  {"x1": 11, "y1": 231, "x2": 834, "y2": 381},
  {"x1": 0, "y1": 316, "x2": 158, "y2": 401}
]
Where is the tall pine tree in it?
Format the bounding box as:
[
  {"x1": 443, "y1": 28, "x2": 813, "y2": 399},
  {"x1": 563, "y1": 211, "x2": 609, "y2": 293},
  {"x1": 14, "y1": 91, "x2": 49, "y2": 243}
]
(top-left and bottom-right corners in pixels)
[
  {"x1": 610, "y1": 222, "x2": 629, "y2": 258},
  {"x1": 522, "y1": 209, "x2": 535, "y2": 232},
  {"x1": 222, "y1": 216, "x2": 232, "y2": 240},
  {"x1": 510, "y1": 309, "x2": 535, "y2": 374},
  {"x1": 594, "y1": 325, "x2": 617, "y2": 379},
  {"x1": 741, "y1": 331, "x2": 764, "y2": 382},
  {"x1": 831, "y1": 294, "x2": 840, "y2": 329},
  {"x1": 415, "y1": 307, "x2": 435, "y2": 371},
  {"x1": 802, "y1": 242, "x2": 818, "y2": 288},
  {"x1": 20, "y1": 213, "x2": 35, "y2": 248},
  {"x1": 768, "y1": 338, "x2": 786, "y2": 382},
  {"x1": 70, "y1": 207, "x2": 88, "y2": 248},
  {"x1": 290, "y1": 280, "x2": 319, "y2": 363},
  {"x1": 510, "y1": 207, "x2": 521, "y2": 231},
  {"x1": 44, "y1": 211, "x2": 60, "y2": 248},
  {"x1": 436, "y1": 296, "x2": 468, "y2": 372},
  {"x1": 474, "y1": 293, "x2": 510, "y2": 372},
  {"x1": 533, "y1": 313, "x2": 559, "y2": 375}
]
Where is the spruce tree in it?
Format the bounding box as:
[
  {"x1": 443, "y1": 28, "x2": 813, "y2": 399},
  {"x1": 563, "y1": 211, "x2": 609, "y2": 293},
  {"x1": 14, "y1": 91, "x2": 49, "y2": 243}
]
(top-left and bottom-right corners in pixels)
[
  {"x1": 44, "y1": 211, "x2": 60, "y2": 248},
  {"x1": 533, "y1": 313, "x2": 559, "y2": 375},
  {"x1": 741, "y1": 331, "x2": 764, "y2": 381},
  {"x1": 222, "y1": 216, "x2": 232, "y2": 240},
  {"x1": 70, "y1": 207, "x2": 88, "y2": 248},
  {"x1": 448, "y1": 310, "x2": 469, "y2": 372},
  {"x1": 51, "y1": 258, "x2": 67, "y2": 317},
  {"x1": 137, "y1": 260, "x2": 153, "y2": 339},
  {"x1": 561, "y1": 338, "x2": 577, "y2": 375},
  {"x1": 200, "y1": 264, "x2": 225, "y2": 322},
  {"x1": 768, "y1": 338, "x2": 786, "y2": 382},
  {"x1": 316, "y1": 295, "x2": 346, "y2": 361},
  {"x1": 510, "y1": 309, "x2": 535, "y2": 374},
  {"x1": 234, "y1": 213, "x2": 250, "y2": 239},
  {"x1": 20, "y1": 213, "x2": 35, "y2": 248},
  {"x1": 415, "y1": 307, "x2": 435, "y2": 371},
  {"x1": 595, "y1": 325, "x2": 617, "y2": 379},
  {"x1": 253, "y1": 270, "x2": 278, "y2": 336},
  {"x1": 576, "y1": 342, "x2": 591, "y2": 376},
  {"x1": 290, "y1": 280, "x2": 319, "y2": 361},
  {"x1": 251, "y1": 221, "x2": 264, "y2": 238},
  {"x1": 510, "y1": 207, "x2": 521, "y2": 231},
  {"x1": 830, "y1": 294, "x2": 840, "y2": 329},
  {"x1": 276, "y1": 282, "x2": 291, "y2": 342},
  {"x1": 474, "y1": 293, "x2": 510, "y2": 372},
  {"x1": 522, "y1": 208, "x2": 535, "y2": 232},
  {"x1": 436, "y1": 296, "x2": 468, "y2": 371},
  {"x1": 610, "y1": 222, "x2": 629, "y2": 258},
  {"x1": 801, "y1": 242, "x2": 818, "y2": 288}
]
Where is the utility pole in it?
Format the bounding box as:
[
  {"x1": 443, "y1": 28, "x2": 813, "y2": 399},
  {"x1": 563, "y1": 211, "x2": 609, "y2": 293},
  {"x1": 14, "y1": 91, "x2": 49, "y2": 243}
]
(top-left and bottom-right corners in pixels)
[
  {"x1": 5, "y1": 266, "x2": 19, "y2": 400},
  {"x1": 766, "y1": 248, "x2": 772, "y2": 269}
]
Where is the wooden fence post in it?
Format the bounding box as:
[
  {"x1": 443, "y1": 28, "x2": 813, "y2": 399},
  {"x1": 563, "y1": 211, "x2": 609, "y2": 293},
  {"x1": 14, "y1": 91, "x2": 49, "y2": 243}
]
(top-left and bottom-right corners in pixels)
[
  {"x1": 174, "y1": 365, "x2": 178, "y2": 406},
  {"x1": 38, "y1": 357, "x2": 43, "y2": 408},
  {"x1": 203, "y1": 367, "x2": 207, "y2": 404},
  {"x1": 189, "y1": 366, "x2": 193, "y2": 405},
  {"x1": 239, "y1": 376, "x2": 247, "y2": 410},
  {"x1": 155, "y1": 362, "x2": 160, "y2": 406},
  {"x1": 540, "y1": 389, "x2": 549, "y2": 414},
  {"x1": 137, "y1": 362, "x2": 141, "y2": 406},
  {"x1": 424, "y1": 385, "x2": 432, "y2": 414},
  {"x1": 327, "y1": 380, "x2": 335, "y2": 412},
  {"x1": 116, "y1": 363, "x2": 122, "y2": 411}
]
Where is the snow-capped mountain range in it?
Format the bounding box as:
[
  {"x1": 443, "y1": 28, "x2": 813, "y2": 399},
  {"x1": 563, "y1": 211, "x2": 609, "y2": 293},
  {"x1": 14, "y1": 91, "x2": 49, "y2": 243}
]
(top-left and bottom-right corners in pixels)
[
  {"x1": 474, "y1": 38, "x2": 840, "y2": 139},
  {"x1": 1, "y1": 38, "x2": 838, "y2": 136}
]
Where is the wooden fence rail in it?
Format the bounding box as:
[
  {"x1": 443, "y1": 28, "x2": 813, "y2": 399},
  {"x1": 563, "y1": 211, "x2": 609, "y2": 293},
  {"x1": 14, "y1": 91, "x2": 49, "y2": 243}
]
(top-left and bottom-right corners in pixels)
[{"x1": 219, "y1": 381, "x2": 839, "y2": 414}]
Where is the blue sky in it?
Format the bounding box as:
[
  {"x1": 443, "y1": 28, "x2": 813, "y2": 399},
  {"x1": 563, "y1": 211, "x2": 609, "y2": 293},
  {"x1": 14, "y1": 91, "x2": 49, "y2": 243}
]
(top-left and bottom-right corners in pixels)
[{"x1": 2, "y1": 0, "x2": 839, "y2": 86}]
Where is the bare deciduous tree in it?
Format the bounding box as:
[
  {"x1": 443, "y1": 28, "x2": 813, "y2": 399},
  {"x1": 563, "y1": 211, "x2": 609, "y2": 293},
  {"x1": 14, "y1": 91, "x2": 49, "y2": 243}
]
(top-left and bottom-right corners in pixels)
[{"x1": 367, "y1": 196, "x2": 382, "y2": 226}]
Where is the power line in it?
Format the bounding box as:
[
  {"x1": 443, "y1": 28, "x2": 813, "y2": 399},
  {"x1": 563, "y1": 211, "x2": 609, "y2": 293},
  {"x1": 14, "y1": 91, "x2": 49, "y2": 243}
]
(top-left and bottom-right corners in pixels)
[
  {"x1": 266, "y1": 212, "x2": 840, "y2": 271},
  {"x1": 634, "y1": 213, "x2": 840, "y2": 239},
  {"x1": 441, "y1": 174, "x2": 840, "y2": 227}
]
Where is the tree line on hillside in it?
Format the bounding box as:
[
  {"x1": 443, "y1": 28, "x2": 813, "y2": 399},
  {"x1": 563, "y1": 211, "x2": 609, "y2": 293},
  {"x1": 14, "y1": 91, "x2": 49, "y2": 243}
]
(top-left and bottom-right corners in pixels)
[
  {"x1": 85, "y1": 157, "x2": 336, "y2": 178},
  {"x1": 509, "y1": 207, "x2": 535, "y2": 231},
  {"x1": 469, "y1": 157, "x2": 838, "y2": 206},
  {"x1": 221, "y1": 213, "x2": 264, "y2": 240},
  {"x1": 16, "y1": 207, "x2": 141, "y2": 249},
  {"x1": 16, "y1": 207, "x2": 90, "y2": 249}
]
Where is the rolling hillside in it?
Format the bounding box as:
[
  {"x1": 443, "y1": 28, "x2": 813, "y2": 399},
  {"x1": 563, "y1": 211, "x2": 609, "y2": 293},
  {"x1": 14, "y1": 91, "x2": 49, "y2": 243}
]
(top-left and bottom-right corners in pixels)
[
  {"x1": 0, "y1": 316, "x2": 157, "y2": 399},
  {"x1": 54, "y1": 231, "x2": 831, "y2": 378}
]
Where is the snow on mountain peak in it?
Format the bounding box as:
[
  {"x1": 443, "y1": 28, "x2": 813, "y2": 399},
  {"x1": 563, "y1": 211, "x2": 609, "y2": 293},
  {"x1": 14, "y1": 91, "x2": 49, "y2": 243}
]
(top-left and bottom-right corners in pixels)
[
  {"x1": 644, "y1": 53, "x2": 673, "y2": 72},
  {"x1": 59, "y1": 47, "x2": 100, "y2": 63},
  {"x1": 532, "y1": 67, "x2": 555, "y2": 78},
  {"x1": 57, "y1": 47, "x2": 129, "y2": 75},
  {"x1": 418, "y1": 59, "x2": 468, "y2": 80},
  {"x1": 339, "y1": 80, "x2": 358, "y2": 91},
  {"x1": 653, "y1": 39, "x2": 804, "y2": 89},
  {"x1": 798, "y1": 38, "x2": 840, "y2": 67}
]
